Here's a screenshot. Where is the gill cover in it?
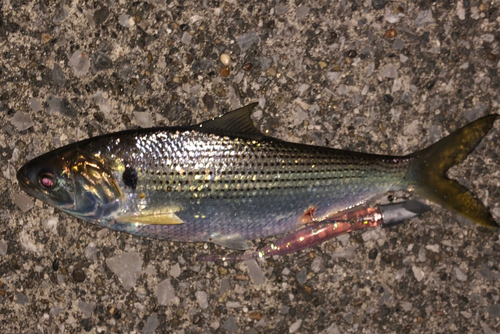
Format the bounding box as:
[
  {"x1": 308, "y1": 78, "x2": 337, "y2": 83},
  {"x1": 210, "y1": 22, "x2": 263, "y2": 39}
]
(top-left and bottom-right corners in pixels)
[{"x1": 72, "y1": 154, "x2": 122, "y2": 219}]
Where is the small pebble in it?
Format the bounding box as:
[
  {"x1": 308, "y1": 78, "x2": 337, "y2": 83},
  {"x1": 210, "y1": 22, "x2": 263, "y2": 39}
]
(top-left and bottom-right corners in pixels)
[
  {"x1": 78, "y1": 300, "x2": 95, "y2": 318},
  {"x1": 483, "y1": 324, "x2": 496, "y2": 334},
  {"x1": 368, "y1": 248, "x2": 378, "y2": 260},
  {"x1": 52, "y1": 259, "x2": 59, "y2": 271},
  {"x1": 402, "y1": 301, "x2": 412, "y2": 311},
  {"x1": 95, "y1": 277, "x2": 103, "y2": 287},
  {"x1": 385, "y1": 29, "x2": 397, "y2": 38},
  {"x1": 347, "y1": 50, "x2": 357, "y2": 58},
  {"x1": 237, "y1": 31, "x2": 259, "y2": 52},
  {"x1": 181, "y1": 32, "x2": 192, "y2": 45},
  {"x1": 29, "y1": 98, "x2": 40, "y2": 112},
  {"x1": 266, "y1": 67, "x2": 277, "y2": 77},
  {"x1": 218, "y1": 266, "x2": 228, "y2": 275},
  {"x1": 202, "y1": 93, "x2": 214, "y2": 110},
  {"x1": 249, "y1": 311, "x2": 262, "y2": 320},
  {"x1": 220, "y1": 66, "x2": 230, "y2": 77},
  {"x1": 289, "y1": 319, "x2": 302, "y2": 333},
  {"x1": 222, "y1": 316, "x2": 238, "y2": 333},
  {"x1": 296, "y1": 6, "x2": 310, "y2": 20},
  {"x1": 113, "y1": 310, "x2": 122, "y2": 320},
  {"x1": 383, "y1": 94, "x2": 394, "y2": 104},
  {"x1": 412, "y1": 266, "x2": 425, "y2": 282},
  {"x1": 0, "y1": 240, "x2": 7, "y2": 256},
  {"x1": 488, "y1": 304, "x2": 500, "y2": 317},
  {"x1": 118, "y1": 13, "x2": 134, "y2": 27},
  {"x1": 12, "y1": 192, "x2": 34, "y2": 212},
  {"x1": 16, "y1": 293, "x2": 30, "y2": 305},
  {"x1": 381, "y1": 65, "x2": 398, "y2": 78},
  {"x1": 143, "y1": 314, "x2": 160, "y2": 334},
  {"x1": 134, "y1": 111, "x2": 153, "y2": 128},
  {"x1": 385, "y1": 14, "x2": 400, "y2": 23},
  {"x1": 275, "y1": 5, "x2": 290, "y2": 15},
  {"x1": 296, "y1": 269, "x2": 307, "y2": 285},
  {"x1": 242, "y1": 63, "x2": 253, "y2": 71},
  {"x1": 460, "y1": 311, "x2": 472, "y2": 319},
  {"x1": 415, "y1": 10, "x2": 434, "y2": 28},
  {"x1": 196, "y1": 291, "x2": 209, "y2": 309},
  {"x1": 176, "y1": 307, "x2": 185, "y2": 318},
  {"x1": 156, "y1": 279, "x2": 175, "y2": 306},
  {"x1": 105, "y1": 251, "x2": 143, "y2": 290},
  {"x1": 41, "y1": 33, "x2": 52, "y2": 43},
  {"x1": 455, "y1": 267, "x2": 467, "y2": 282},
  {"x1": 245, "y1": 260, "x2": 266, "y2": 286},
  {"x1": 311, "y1": 257, "x2": 322, "y2": 273},
  {"x1": 425, "y1": 244, "x2": 440, "y2": 253},
  {"x1": 68, "y1": 51, "x2": 91, "y2": 77},
  {"x1": 72, "y1": 269, "x2": 86, "y2": 283},
  {"x1": 170, "y1": 263, "x2": 181, "y2": 278},
  {"x1": 372, "y1": 0, "x2": 387, "y2": 10},
  {"x1": 220, "y1": 53, "x2": 231, "y2": 65}
]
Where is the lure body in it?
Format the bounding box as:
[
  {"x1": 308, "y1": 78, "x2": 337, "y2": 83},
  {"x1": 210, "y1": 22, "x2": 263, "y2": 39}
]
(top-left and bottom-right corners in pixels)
[{"x1": 199, "y1": 200, "x2": 430, "y2": 261}]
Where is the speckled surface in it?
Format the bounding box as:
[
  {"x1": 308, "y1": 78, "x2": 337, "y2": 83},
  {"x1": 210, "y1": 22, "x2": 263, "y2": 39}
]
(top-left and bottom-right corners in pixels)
[{"x1": 1, "y1": 1, "x2": 500, "y2": 333}]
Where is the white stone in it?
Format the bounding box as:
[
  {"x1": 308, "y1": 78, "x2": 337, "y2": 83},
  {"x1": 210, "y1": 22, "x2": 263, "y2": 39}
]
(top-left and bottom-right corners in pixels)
[
  {"x1": 289, "y1": 319, "x2": 302, "y2": 333},
  {"x1": 195, "y1": 291, "x2": 208, "y2": 309},
  {"x1": 412, "y1": 266, "x2": 425, "y2": 282},
  {"x1": 105, "y1": 251, "x2": 143, "y2": 290},
  {"x1": 156, "y1": 279, "x2": 175, "y2": 305},
  {"x1": 455, "y1": 267, "x2": 467, "y2": 282}
]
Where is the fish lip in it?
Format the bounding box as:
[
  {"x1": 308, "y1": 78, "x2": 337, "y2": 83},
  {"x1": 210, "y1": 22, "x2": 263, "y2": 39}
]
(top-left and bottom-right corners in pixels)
[{"x1": 16, "y1": 165, "x2": 34, "y2": 196}]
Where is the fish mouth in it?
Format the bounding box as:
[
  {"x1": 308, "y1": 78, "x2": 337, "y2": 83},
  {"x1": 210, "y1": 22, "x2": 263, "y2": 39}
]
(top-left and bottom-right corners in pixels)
[{"x1": 16, "y1": 165, "x2": 35, "y2": 196}]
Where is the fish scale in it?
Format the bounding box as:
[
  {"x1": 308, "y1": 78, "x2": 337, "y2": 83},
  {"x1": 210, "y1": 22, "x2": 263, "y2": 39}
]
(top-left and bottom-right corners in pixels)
[{"x1": 16, "y1": 104, "x2": 499, "y2": 251}]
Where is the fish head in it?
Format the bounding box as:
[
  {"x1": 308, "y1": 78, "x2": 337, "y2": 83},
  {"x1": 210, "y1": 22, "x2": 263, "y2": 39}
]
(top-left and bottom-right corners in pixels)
[{"x1": 17, "y1": 146, "x2": 122, "y2": 222}]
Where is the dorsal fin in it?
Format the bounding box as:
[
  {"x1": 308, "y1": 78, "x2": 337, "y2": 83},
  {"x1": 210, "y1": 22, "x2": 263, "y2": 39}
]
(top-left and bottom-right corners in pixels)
[{"x1": 195, "y1": 103, "x2": 265, "y2": 140}]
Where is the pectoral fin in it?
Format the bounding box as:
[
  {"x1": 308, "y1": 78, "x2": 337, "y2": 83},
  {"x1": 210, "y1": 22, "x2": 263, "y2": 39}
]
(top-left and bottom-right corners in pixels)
[{"x1": 117, "y1": 213, "x2": 185, "y2": 225}]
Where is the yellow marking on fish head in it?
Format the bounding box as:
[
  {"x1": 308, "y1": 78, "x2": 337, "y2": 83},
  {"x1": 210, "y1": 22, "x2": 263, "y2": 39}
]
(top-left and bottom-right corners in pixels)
[{"x1": 72, "y1": 154, "x2": 124, "y2": 206}]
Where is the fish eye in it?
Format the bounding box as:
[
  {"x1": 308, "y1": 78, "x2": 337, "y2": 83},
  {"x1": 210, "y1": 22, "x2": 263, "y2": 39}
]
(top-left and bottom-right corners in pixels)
[{"x1": 38, "y1": 173, "x2": 57, "y2": 189}]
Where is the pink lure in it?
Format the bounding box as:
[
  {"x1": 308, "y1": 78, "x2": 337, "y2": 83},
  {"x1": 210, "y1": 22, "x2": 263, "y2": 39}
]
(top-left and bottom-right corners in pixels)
[{"x1": 199, "y1": 207, "x2": 383, "y2": 262}]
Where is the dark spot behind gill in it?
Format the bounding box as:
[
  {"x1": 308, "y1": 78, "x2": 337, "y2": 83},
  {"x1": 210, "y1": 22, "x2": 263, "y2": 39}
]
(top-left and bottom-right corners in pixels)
[{"x1": 122, "y1": 166, "x2": 138, "y2": 189}]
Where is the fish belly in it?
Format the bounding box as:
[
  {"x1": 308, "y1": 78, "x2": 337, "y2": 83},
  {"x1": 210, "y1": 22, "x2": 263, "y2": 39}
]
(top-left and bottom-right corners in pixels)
[{"x1": 108, "y1": 179, "x2": 393, "y2": 243}]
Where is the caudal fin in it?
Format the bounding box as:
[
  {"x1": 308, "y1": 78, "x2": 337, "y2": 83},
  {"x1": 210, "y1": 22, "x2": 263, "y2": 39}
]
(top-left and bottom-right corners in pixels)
[{"x1": 408, "y1": 114, "x2": 499, "y2": 228}]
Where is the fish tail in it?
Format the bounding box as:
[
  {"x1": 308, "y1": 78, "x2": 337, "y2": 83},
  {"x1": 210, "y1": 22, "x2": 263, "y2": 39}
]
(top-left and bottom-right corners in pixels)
[{"x1": 407, "y1": 114, "x2": 499, "y2": 228}]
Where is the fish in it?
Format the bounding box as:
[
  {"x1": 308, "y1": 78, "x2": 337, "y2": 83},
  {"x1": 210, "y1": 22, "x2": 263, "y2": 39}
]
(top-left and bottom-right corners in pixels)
[{"x1": 16, "y1": 103, "x2": 499, "y2": 253}]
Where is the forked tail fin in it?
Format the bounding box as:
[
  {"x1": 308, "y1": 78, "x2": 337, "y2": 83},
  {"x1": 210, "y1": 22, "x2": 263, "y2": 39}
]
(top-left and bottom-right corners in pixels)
[{"x1": 408, "y1": 114, "x2": 499, "y2": 228}]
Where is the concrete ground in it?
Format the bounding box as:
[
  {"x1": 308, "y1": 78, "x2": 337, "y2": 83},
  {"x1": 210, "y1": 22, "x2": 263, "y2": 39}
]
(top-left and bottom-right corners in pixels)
[{"x1": 1, "y1": 0, "x2": 500, "y2": 333}]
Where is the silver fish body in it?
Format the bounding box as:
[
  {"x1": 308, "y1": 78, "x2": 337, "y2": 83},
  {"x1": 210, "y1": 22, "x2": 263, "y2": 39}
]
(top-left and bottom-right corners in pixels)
[{"x1": 17, "y1": 104, "x2": 499, "y2": 249}]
